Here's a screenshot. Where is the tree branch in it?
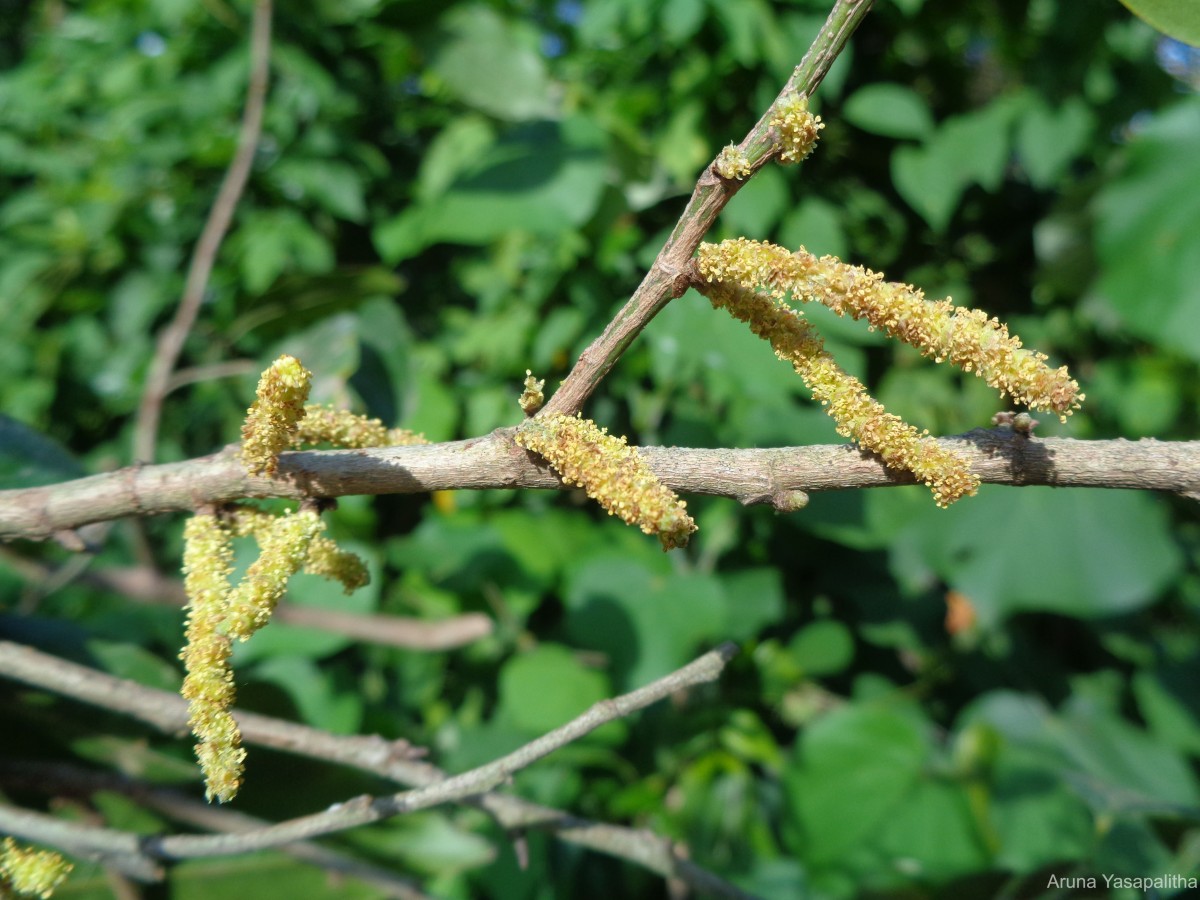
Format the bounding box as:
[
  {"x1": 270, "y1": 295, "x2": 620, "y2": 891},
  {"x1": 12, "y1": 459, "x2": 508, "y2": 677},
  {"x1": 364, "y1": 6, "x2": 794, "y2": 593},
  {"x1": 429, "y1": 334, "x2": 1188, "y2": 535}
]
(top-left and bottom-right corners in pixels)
[
  {"x1": 0, "y1": 551, "x2": 493, "y2": 651},
  {"x1": 541, "y1": 0, "x2": 874, "y2": 417},
  {"x1": 2, "y1": 430, "x2": 1196, "y2": 541},
  {"x1": 132, "y1": 0, "x2": 272, "y2": 464},
  {"x1": 0, "y1": 641, "x2": 748, "y2": 898},
  {"x1": 0, "y1": 763, "x2": 433, "y2": 900}
]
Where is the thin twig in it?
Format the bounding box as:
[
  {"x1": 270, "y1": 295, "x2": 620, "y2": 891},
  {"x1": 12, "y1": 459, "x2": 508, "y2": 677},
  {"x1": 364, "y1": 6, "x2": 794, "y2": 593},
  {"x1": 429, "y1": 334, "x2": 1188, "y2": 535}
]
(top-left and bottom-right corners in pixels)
[
  {"x1": 0, "y1": 763, "x2": 434, "y2": 900},
  {"x1": 0, "y1": 552, "x2": 493, "y2": 650},
  {"x1": 1, "y1": 431, "x2": 1197, "y2": 542},
  {"x1": 0, "y1": 640, "x2": 747, "y2": 897},
  {"x1": 540, "y1": 0, "x2": 874, "y2": 417},
  {"x1": 132, "y1": 0, "x2": 273, "y2": 464},
  {"x1": 145, "y1": 643, "x2": 738, "y2": 856},
  {"x1": 0, "y1": 804, "x2": 163, "y2": 883}
]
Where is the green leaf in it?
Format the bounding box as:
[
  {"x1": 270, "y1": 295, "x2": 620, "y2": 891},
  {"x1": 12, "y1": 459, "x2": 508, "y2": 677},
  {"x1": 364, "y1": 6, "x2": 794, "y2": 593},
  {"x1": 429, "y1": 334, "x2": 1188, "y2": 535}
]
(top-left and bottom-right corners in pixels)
[
  {"x1": 0, "y1": 415, "x2": 84, "y2": 489},
  {"x1": 249, "y1": 656, "x2": 363, "y2": 733},
  {"x1": 1119, "y1": 0, "x2": 1200, "y2": 43},
  {"x1": 788, "y1": 620, "x2": 854, "y2": 677},
  {"x1": 783, "y1": 703, "x2": 928, "y2": 864},
  {"x1": 431, "y1": 6, "x2": 553, "y2": 121},
  {"x1": 720, "y1": 164, "x2": 790, "y2": 239},
  {"x1": 777, "y1": 196, "x2": 848, "y2": 260},
  {"x1": 374, "y1": 118, "x2": 606, "y2": 263},
  {"x1": 874, "y1": 779, "x2": 990, "y2": 878},
  {"x1": 85, "y1": 639, "x2": 181, "y2": 693},
  {"x1": 868, "y1": 487, "x2": 1183, "y2": 622},
  {"x1": 891, "y1": 98, "x2": 1021, "y2": 231},
  {"x1": 498, "y1": 643, "x2": 613, "y2": 735},
  {"x1": 1094, "y1": 97, "x2": 1200, "y2": 361},
  {"x1": 842, "y1": 83, "x2": 934, "y2": 140},
  {"x1": 564, "y1": 552, "x2": 727, "y2": 689},
  {"x1": 269, "y1": 158, "x2": 367, "y2": 222},
  {"x1": 1015, "y1": 97, "x2": 1095, "y2": 188}
]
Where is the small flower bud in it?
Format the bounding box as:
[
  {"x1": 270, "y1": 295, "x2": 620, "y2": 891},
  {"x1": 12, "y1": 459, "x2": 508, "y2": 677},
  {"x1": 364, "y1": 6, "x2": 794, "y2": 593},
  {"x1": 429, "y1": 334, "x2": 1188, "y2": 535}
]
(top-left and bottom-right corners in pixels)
[
  {"x1": 769, "y1": 94, "x2": 824, "y2": 164},
  {"x1": 519, "y1": 370, "x2": 546, "y2": 416},
  {"x1": 715, "y1": 144, "x2": 753, "y2": 180}
]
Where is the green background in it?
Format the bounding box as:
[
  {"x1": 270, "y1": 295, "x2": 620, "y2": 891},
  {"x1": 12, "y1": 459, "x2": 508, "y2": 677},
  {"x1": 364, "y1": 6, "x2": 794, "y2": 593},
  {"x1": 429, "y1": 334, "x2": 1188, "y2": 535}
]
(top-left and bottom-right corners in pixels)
[{"x1": 1, "y1": 0, "x2": 1198, "y2": 897}]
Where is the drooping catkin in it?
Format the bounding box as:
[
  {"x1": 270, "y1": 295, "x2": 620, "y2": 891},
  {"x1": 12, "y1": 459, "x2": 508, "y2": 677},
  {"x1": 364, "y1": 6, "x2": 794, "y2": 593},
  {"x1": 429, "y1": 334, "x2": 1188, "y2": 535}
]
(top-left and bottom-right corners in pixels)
[
  {"x1": 180, "y1": 513, "x2": 243, "y2": 803},
  {"x1": 697, "y1": 279, "x2": 980, "y2": 507},
  {"x1": 696, "y1": 239, "x2": 1083, "y2": 420}
]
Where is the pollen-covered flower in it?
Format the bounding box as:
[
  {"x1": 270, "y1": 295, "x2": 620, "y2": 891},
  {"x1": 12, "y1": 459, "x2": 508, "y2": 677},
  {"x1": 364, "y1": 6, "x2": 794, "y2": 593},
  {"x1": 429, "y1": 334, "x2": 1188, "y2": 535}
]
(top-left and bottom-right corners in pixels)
[
  {"x1": 241, "y1": 355, "x2": 313, "y2": 476},
  {"x1": 293, "y1": 404, "x2": 426, "y2": 449},
  {"x1": 769, "y1": 93, "x2": 824, "y2": 164},
  {"x1": 696, "y1": 239, "x2": 1083, "y2": 419},
  {"x1": 179, "y1": 513, "x2": 244, "y2": 803},
  {"x1": 519, "y1": 370, "x2": 546, "y2": 416},
  {"x1": 698, "y1": 279, "x2": 980, "y2": 507},
  {"x1": 221, "y1": 508, "x2": 325, "y2": 640},
  {"x1": 230, "y1": 504, "x2": 369, "y2": 595},
  {"x1": 1, "y1": 839, "x2": 74, "y2": 899},
  {"x1": 715, "y1": 144, "x2": 753, "y2": 180},
  {"x1": 303, "y1": 534, "x2": 370, "y2": 594},
  {"x1": 516, "y1": 415, "x2": 696, "y2": 550}
]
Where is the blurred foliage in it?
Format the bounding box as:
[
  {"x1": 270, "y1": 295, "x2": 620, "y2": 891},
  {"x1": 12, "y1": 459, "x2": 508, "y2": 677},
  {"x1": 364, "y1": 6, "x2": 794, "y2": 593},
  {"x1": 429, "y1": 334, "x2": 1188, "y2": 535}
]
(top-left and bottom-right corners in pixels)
[{"x1": 2, "y1": 0, "x2": 1199, "y2": 897}]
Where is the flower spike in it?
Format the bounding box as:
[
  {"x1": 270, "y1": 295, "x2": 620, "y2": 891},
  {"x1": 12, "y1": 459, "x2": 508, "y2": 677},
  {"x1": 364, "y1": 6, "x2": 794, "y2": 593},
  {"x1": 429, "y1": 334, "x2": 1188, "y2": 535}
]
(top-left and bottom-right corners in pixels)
[
  {"x1": 241, "y1": 355, "x2": 313, "y2": 476},
  {"x1": 516, "y1": 414, "x2": 696, "y2": 550},
  {"x1": 695, "y1": 279, "x2": 980, "y2": 507},
  {"x1": 179, "y1": 512, "x2": 243, "y2": 802},
  {"x1": 696, "y1": 239, "x2": 1083, "y2": 419}
]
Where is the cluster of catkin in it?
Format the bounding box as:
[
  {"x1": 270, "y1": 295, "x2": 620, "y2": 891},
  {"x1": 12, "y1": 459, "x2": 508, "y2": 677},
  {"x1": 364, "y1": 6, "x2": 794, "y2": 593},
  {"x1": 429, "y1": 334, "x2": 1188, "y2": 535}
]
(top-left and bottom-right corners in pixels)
[
  {"x1": 181, "y1": 355, "x2": 419, "y2": 802},
  {"x1": 693, "y1": 238, "x2": 1083, "y2": 505}
]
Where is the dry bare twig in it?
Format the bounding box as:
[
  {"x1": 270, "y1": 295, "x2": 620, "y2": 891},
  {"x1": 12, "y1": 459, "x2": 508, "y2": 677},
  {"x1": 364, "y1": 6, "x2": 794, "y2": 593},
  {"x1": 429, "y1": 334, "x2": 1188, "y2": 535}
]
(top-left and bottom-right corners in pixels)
[
  {"x1": 0, "y1": 551, "x2": 493, "y2": 651},
  {"x1": 0, "y1": 763, "x2": 433, "y2": 899},
  {"x1": 132, "y1": 0, "x2": 273, "y2": 464},
  {"x1": 0, "y1": 640, "x2": 748, "y2": 898}
]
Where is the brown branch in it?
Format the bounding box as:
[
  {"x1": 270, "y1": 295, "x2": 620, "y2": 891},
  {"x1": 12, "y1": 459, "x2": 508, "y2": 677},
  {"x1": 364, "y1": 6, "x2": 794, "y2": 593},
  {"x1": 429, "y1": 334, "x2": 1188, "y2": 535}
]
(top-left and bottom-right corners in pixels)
[
  {"x1": 132, "y1": 0, "x2": 272, "y2": 464},
  {"x1": 0, "y1": 552, "x2": 493, "y2": 650},
  {"x1": 0, "y1": 640, "x2": 749, "y2": 898},
  {"x1": 540, "y1": 0, "x2": 874, "y2": 417},
  {"x1": 2, "y1": 431, "x2": 1197, "y2": 542},
  {"x1": 0, "y1": 804, "x2": 163, "y2": 883},
  {"x1": 0, "y1": 763, "x2": 433, "y2": 900}
]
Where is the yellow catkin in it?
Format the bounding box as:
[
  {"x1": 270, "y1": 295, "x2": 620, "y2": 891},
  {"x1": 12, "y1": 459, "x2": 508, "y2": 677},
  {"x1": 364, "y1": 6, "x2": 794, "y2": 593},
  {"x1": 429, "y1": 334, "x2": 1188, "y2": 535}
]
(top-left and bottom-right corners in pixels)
[
  {"x1": 228, "y1": 505, "x2": 369, "y2": 594},
  {"x1": 241, "y1": 355, "x2": 313, "y2": 476},
  {"x1": 696, "y1": 239, "x2": 1083, "y2": 419},
  {"x1": 769, "y1": 94, "x2": 824, "y2": 164},
  {"x1": 698, "y1": 280, "x2": 980, "y2": 507},
  {"x1": 221, "y1": 509, "x2": 325, "y2": 641},
  {"x1": 179, "y1": 513, "x2": 244, "y2": 803},
  {"x1": 0, "y1": 839, "x2": 73, "y2": 899},
  {"x1": 515, "y1": 415, "x2": 697, "y2": 550},
  {"x1": 293, "y1": 404, "x2": 426, "y2": 449},
  {"x1": 303, "y1": 535, "x2": 370, "y2": 593}
]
